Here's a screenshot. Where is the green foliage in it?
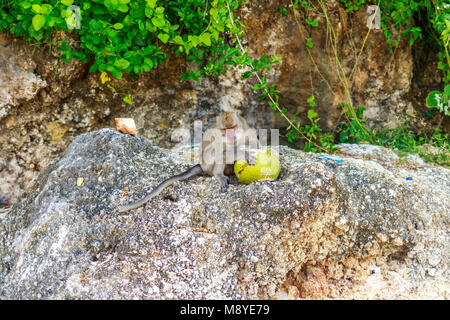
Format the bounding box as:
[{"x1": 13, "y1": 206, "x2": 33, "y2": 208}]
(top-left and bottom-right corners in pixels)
[
  {"x1": 0, "y1": 0, "x2": 15, "y2": 11},
  {"x1": 292, "y1": 0, "x2": 311, "y2": 11},
  {"x1": 0, "y1": 0, "x2": 257, "y2": 80},
  {"x1": 426, "y1": 84, "x2": 450, "y2": 115},
  {"x1": 123, "y1": 93, "x2": 133, "y2": 104},
  {"x1": 339, "y1": 106, "x2": 373, "y2": 143},
  {"x1": 376, "y1": 127, "x2": 449, "y2": 167},
  {"x1": 339, "y1": 109, "x2": 450, "y2": 167},
  {"x1": 305, "y1": 17, "x2": 318, "y2": 27},
  {"x1": 284, "y1": 95, "x2": 337, "y2": 153}
]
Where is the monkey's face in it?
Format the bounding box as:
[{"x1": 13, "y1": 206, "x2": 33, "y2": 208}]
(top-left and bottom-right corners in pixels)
[{"x1": 218, "y1": 112, "x2": 239, "y2": 145}]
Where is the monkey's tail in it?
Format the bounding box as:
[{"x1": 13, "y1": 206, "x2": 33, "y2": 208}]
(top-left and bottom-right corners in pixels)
[{"x1": 118, "y1": 164, "x2": 203, "y2": 213}]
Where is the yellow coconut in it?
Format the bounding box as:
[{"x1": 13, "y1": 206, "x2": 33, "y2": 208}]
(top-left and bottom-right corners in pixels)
[{"x1": 234, "y1": 149, "x2": 280, "y2": 184}]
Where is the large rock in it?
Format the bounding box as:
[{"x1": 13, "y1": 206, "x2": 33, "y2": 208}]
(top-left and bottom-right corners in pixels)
[{"x1": 0, "y1": 129, "x2": 448, "y2": 299}]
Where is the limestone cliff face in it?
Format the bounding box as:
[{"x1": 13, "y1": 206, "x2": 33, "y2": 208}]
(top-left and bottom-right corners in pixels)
[
  {"x1": 240, "y1": 0, "x2": 416, "y2": 129},
  {"x1": 0, "y1": 2, "x2": 443, "y2": 202}
]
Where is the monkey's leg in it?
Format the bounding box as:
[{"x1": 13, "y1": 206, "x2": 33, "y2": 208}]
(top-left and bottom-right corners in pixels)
[
  {"x1": 215, "y1": 174, "x2": 229, "y2": 192},
  {"x1": 212, "y1": 164, "x2": 229, "y2": 192}
]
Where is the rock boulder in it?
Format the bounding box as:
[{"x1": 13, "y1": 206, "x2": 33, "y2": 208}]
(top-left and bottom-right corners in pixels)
[{"x1": 0, "y1": 129, "x2": 448, "y2": 299}]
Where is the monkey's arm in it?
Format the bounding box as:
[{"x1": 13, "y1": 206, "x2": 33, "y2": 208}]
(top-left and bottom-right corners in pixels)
[
  {"x1": 231, "y1": 128, "x2": 260, "y2": 164},
  {"x1": 118, "y1": 164, "x2": 203, "y2": 213}
]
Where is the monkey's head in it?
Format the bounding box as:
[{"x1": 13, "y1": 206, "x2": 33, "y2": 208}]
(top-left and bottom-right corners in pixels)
[{"x1": 217, "y1": 112, "x2": 239, "y2": 145}]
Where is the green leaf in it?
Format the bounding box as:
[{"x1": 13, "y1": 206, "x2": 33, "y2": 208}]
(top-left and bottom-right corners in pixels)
[
  {"x1": 426, "y1": 91, "x2": 442, "y2": 108},
  {"x1": 199, "y1": 33, "x2": 211, "y2": 46},
  {"x1": 106, "y1": 65, "x2": 123, "y2": 79},
  {"x1": 123, "y1": 94, "x2": 133, "y2": 104},
  {"x1": 242, "y1": 71, "x2": 252, "y2": 79},
  {"x1": 145, "y1": 7, "x2": 153, "y2": 18},
  {"x1": 113, "y1": 23, "x2": 124, "y2": 30},
  {"x1": 47, "y1": 16, "x2": 56, "y2": 27},
  {"x1": 444, "y1": 85, "x2": 450, "y2": 97},
  {"x1": 307, "y1": 95, "x2": 316, "y2": 107},
  {"x1": 31, "y1": 4, "x2": 42, "y2": 13},
  {"x1": 19, "y1": 1, "x2": 31, "y2": 9},
  {"x1": 211, "y1": 30, "x2": 219, "y2": 41},
  {"x1": 114, "y1": 58, "x2": 130, "y2": 69},
  {"x1": 173, "y1": 35, "x2": 183, "y2": 45},
  {"x1": 158, "y1": 33, "x2": 170, "y2": 43},
  {"x1": 105, "y1": 0, "x2": 119, "y2": 9},
  {"x1": 307, "y1": 109, "x2": 318, "y2": 119},
  {"x1": 32, "y1": 14, "x2": 45, "y2": 31},
  {"x1": 210, "y1": 8, "x2": 218, "y2": 19},
  {"x1": 118, "y1": 4, "x2": 129, "y2": 12},
  {"x1": 151, "y1": 16, "x2": 165, "y2": 28},
  {"x1": 146, "y1": 0, "x2": 157, "y2": 8},
  {"x1": 143, "y1": 57, "x2": 154, "y2": 68},
  {"x1": 88, "y1": 19, "x2": 101, "y2": 31},
  {"x1": 306, "y1": 18, "x2": 319, "y2": 27},
  {"x1": 92, "y1": 5, "x2": 105, "y2": 15},
  {"x1": 306, "y1": 38, "x2": 314, "y2": 48},
  {"x1": 142, "y1": 63, "x2": 151, "y2": 72},
  {"x1": 61, "y1": 0, "x2": 74, "y2": 6},
  {"x1": 143, "y1": 45, "x2": 155, "y2": 55}
]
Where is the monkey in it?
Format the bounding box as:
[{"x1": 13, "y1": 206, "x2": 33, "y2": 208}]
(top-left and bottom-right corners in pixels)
[{"x1": 118, "y1": 112, "x2": 259, "y2": 213}]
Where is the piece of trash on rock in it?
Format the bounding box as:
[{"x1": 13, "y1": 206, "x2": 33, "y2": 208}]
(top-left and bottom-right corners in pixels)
[
  {"x1": 316, "y1": 154, "x2": 342, "y2": 163},
  {"x1": 77, "y1": 177, "x2": 84, "y2": 186},
  {"x1": 115, "y1": 118, "x2": 137, "y2": 135},
  {"x1": 406, "y1": 177, "x2": 413, "y2": 181}
]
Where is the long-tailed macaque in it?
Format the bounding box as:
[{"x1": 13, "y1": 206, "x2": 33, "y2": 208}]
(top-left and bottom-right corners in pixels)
[{"x1": 118, "y1": 112, "x2": 259, "y2": 213}]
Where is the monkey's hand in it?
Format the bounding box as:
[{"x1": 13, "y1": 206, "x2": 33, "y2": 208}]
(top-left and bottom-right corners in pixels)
[
  {"x1": 220, "y1": 176, "x2": 229, "y2": 192},
  {"x1": 214, "y1": 174, "x2": 229, "y2": 193}
]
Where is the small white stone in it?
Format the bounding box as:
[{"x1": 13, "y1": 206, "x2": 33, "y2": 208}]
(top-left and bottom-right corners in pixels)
[{"x1": 427, "y1": 268, "x2": 437, "y2": 277}]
